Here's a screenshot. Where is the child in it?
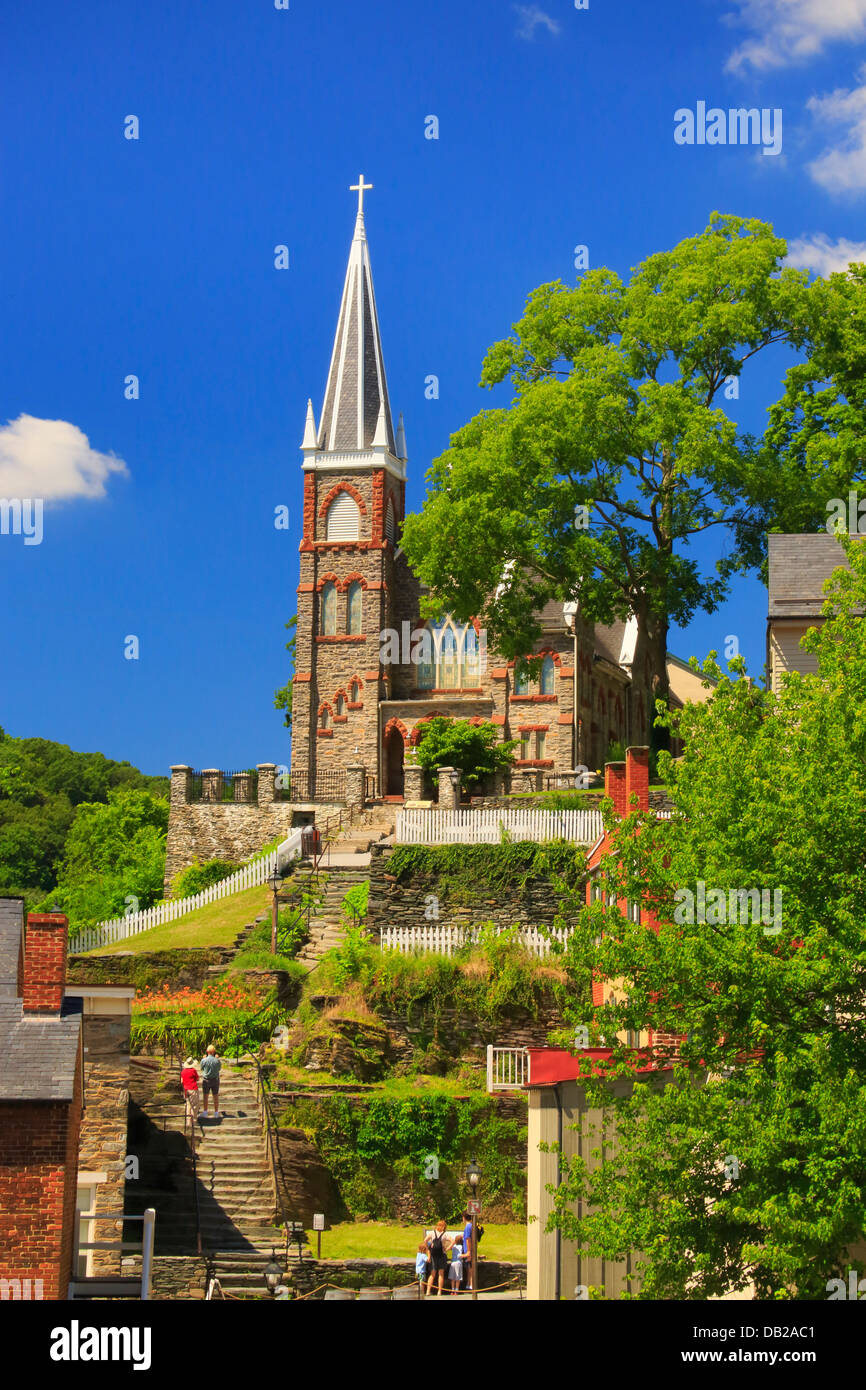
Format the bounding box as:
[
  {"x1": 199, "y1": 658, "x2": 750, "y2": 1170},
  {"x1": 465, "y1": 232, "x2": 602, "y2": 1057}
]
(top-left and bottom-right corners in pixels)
[
  {"x1": 449, "y1": 1239, "x2": 464, "y2": 1295},
  {"x1": 415, "y1": 1241, "x2": 430, "y2": 1298}
]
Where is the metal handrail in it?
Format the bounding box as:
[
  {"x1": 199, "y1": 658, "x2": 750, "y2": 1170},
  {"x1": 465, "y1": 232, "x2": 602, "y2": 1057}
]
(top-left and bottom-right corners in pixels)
[{"x1": 237, "y1": 1051, "x2": 287, "y2": 1228}]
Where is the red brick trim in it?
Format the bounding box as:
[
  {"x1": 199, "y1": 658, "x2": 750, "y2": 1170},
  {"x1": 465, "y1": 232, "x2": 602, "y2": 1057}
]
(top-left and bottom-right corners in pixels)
[
  {"x1": 363, "y1": 669, "x2": 380, "y2": 681},
  {"x1": 341, "y1": 572, "x2": 369, "y2": 591},
  {"x1": 510, "y1": 694, "x2": 557, "y2": 703},
  {"x1": 347, "y1": 701, "x2": 364, "y2": 711},
  {"x1": 491, "y1": 668, "x2": 509, "y2": 680},
  {"x1": 316, "y1": 572, "x2": 340, "y2": 592},
  {"x1": 297, "y1": 583, "x2": 315, "y2": 594},
  {"x1": 318, "y1": 480, "x2": 367, "y2": 520},
  {"x1": 293, "y1": 672, "x2": 312, "y2": 682},
  {"x1": 333, "y1": 715, "x2": 348, "y2": 724},
  {"x1": 317, "y1": 729, "x2": 334, "y2": 738},
  {"x1": 303, "y1": 472, "x2": 316, "y2": 543},
  {"x1": 491, "y1": 714, "x2": 506, "y2": 726},
  {"x1": 315, "y1": 635, "x2": 367, "y2": 644},
  {"x1": 383, "y1": 716, "x2": 409, "y2": 743},
  {"x1": 514, "y1": 759, "x2": 554, "y2": 768},
  {"x1": 557, "y1": 713, "x2": 573, "y2": 725},
  {"x1": 559, "y1": 666, "x2": 575, "y2": 678},
  {"x1": 517, "y1": 724, "x2": 550, "y2": 732},
  {"x1": 371, "y1": 469, "x2": 384, "y2": 545}
]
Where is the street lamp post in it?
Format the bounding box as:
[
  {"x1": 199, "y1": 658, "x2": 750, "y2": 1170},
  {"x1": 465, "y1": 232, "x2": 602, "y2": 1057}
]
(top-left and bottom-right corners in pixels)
[
  {"x1": 466, "y1": 1158, "x2": 481, "y2": 1301},
  {"x1": 267, "y1": 866, "x2": 284, "y2": 956}
]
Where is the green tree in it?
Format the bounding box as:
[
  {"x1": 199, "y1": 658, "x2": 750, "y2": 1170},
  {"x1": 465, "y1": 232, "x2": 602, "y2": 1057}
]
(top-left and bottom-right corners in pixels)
[
  {"x1": 548, "y1": 538, "x2": 866, "y2": 1298},
  {"x1": 274, "y1": 616, "x2": 297, "y2": 731},
  {"x1": 413, "y1": 717, "x2": 516, "y2": 790},
  {"x1": 42, "y1": 788, "x2": 169, "y2": 932},
  {"x1": 401, "y1": 214, "x2": 815, "y2": 750},
  {"x1": 0, "y1": 731, "x2": 167, "y2": 906},
  {"x1": 766, "y1": 262, "x2": 866, "y2": 537}
]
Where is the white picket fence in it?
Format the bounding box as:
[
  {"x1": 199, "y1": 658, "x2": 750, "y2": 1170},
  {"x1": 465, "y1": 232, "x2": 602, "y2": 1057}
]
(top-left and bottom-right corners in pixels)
[
  {"x1": 69, "y1": 828, "x2": 306, "y2": 955},
  {"x1": 380, "y1": 923, "x2": 573, "y2": 958},
  {"x1": 395, "y1": 807, "x2": 603, "y2": 846}
]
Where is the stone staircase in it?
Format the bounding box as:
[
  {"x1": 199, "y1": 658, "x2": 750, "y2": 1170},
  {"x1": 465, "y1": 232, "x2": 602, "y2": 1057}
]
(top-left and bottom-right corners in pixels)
[
  {"x1": 293, "y1": 810, "x2": 394, "y2": 972},
  {"x1": 125, "y1": 1061, "x2": 288, "y2": 1295}
]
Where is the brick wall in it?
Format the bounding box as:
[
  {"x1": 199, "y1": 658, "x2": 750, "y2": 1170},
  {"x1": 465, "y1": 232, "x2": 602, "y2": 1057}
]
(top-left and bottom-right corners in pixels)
[{"x1": 0, "y1": 1072, "x2": 82, "y2": 1299}]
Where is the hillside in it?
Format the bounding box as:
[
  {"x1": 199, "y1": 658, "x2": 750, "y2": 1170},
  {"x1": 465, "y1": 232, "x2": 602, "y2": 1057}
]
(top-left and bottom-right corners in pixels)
[{"x1": 0, "y1": 726, "x2": 169, "y2": 909}]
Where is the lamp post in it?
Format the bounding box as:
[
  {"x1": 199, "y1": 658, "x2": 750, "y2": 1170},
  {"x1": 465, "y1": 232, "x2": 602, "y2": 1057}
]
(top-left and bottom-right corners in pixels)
[
  {"x1": 267, "y1": 865, "x2": 284, "y2": 956},
  {"x1": 263, "y1": 1247, "x2": 282, "y2": 1297},
  {"x1": 466, "y1": 1158, "x2": 481, "y2": 1301}
]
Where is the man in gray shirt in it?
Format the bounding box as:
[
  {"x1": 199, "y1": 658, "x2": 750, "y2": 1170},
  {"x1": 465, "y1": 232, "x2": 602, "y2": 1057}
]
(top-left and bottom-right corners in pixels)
[{"x1": 200, "y1": 1045, "x2": 222, "y2": 1118}]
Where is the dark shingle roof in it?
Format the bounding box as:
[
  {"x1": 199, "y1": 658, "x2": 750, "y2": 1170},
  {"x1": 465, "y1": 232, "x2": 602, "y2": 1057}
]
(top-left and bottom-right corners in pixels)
[
  {"x1": 0, "y1": 897, "x2": 81, "y2": 1102},
  {"x1": 768, "y1": 534, "x2": 852, "y2": 618}
]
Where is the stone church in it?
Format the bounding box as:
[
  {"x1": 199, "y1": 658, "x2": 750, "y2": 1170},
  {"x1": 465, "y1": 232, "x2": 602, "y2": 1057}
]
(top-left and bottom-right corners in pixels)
[{"x1": 289, "y1": 183, "x2": 701, "y2": 800}]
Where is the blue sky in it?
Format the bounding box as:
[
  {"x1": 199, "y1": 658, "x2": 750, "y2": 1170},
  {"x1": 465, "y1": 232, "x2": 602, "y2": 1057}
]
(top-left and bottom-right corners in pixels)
[{"x1": 3, "y1": 0, "x2": 866, "y2": 775}]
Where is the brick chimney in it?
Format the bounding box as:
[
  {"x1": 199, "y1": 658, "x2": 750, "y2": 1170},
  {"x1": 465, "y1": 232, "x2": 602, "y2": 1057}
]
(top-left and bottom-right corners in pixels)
[
  {"x1": 22, "y1": 912, "x2": 69, "y2": 1013},
  {"x1": 605, "y1": 760, "x2": 627, "y2": 817},
  {"x1": 625, "y1": 746, "x2": 650, "y2": 811}
]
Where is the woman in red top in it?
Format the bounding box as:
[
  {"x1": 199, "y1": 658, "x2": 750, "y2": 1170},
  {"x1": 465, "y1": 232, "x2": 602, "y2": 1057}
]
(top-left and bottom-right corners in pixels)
[{"x1": 181, "y1": 1057, "x2": 201, "y2": 1124}]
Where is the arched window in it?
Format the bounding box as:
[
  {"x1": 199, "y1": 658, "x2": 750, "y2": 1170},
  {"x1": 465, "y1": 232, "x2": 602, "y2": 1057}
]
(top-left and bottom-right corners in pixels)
[
  {"x1": 349, "y1": 680, "x2": 359, "y2": 703},
  {"x1": 514, "y1": 664, "x2": 530, "y2": 695},
  {"x1": 463, "y1": 627, "x2": 480, "y2": 686},
  {"x1": 385, "y1": 498, "x2": 398, "y2": 545},
  {"x1": 320, "y1": 582, "x2": 337, "y2": 636},
  {"x1": 439, "y1": 625, "x2": 460, "y2": 689},
  {"x1": 326, "y1": 491, "x2": 360, "y2": 541},
  {"x1": 540, "y1": 655, "x2": 555, "y2": 695},
  {"x1": 320, "y1": 706, "x2": 330, "y2": 729},
  {"x1": 347, "y1": 581, "x2": 363, "y2": 635},
  {"x1": 335, "y1": 693, "x2": 345, "y2": 716}
]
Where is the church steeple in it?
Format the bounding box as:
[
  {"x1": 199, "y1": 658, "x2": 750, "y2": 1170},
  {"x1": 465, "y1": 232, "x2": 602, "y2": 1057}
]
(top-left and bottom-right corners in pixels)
[{"x1": 316, "y1": 176, "x2": 397, "y2": 457}]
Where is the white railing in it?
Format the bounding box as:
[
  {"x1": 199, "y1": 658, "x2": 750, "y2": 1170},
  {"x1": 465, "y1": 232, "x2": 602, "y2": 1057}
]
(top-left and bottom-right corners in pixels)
[
  {"x1": 396, "y1": 807, "x2": 603, "y2": 846},
  {"x1": 486, "y1": 1045, "x2": 530, "y2": 1091},
  {"x1": 69, "y1": 828, "x2": 306, "y2": 955},
  {"x1": 380, "y1": 923, "x2": 573, "y2": 958}
]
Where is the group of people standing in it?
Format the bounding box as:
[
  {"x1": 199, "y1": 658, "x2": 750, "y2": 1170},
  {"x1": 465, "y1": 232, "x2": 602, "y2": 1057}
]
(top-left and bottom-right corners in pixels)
[
  {"x1": 416, "y1": 1216, "x2": 484, "y2": 1297},
  {"x1": 180, "y1": 1046, "x2": 222, "y2": 1120}
]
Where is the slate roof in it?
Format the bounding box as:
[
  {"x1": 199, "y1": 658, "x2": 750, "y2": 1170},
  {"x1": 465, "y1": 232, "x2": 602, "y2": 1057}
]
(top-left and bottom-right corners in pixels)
[
  {"x1": 318, "y1": 206, "x2": 396, "y2": 455},
  {"x1": 768, "y1": 534, "x2": 852, "y2": 618},
  {"x1": 0, "y1": 897, "x2": 81, "y2": 1103}
]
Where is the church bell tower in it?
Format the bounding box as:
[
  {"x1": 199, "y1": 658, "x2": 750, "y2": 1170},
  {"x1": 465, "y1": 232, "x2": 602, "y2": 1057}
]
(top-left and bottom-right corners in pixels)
[{"x1": 290, "y1": 178, "x2": 414, "y2": 798}]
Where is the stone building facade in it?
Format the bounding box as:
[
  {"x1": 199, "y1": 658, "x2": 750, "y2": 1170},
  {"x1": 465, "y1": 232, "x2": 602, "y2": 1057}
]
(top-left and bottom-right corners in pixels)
[{"x1": 289, "y1": 186, "x2": 698, "y2": 799}]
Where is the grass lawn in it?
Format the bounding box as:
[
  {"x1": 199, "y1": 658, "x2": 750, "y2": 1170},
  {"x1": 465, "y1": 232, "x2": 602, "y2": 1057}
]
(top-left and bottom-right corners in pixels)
[
  {"x1": 309, "y1": 1221, "x2": 526, "y2": 1263},
  {"x1": 85, "y1": 884, "x2": 271, "y2": 954}
]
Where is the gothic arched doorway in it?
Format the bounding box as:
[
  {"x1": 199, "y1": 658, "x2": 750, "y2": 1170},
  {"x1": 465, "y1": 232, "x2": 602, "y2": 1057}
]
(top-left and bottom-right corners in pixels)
[{"x1": 384, "y1": 724, "x2": 405, "y2": 797}]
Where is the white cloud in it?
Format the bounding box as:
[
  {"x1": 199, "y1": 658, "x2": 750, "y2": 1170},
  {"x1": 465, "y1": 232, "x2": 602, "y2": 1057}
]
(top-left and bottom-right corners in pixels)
[
  {"x1": 513, "y1": 5, "x2": 561, "y2": 41},
  {"x1": 786, "y1": 232, "x2": 866, "y2": 275},
  {"x1": 807, "y1": 68, "x2": 866, "y2": 192},
  {"x1": 0, "y1": 415, "x2": 128, "y2": 501},
  {"x1": 725, "y1": 0, "x2": 866, "y2": 72}
]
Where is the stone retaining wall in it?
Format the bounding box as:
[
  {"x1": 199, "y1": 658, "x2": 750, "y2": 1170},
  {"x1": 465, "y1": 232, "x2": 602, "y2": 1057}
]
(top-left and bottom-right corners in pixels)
[
  {"x1": 367, "y1": 841, "x2": 584, "y2": 936},
  {"x1": 68, "y1": 948, "x2": 238, "y2": 995},
  {"x1": 164, "y1": 801, "x2": 342, "y2": 892},
  {"x1": 291, "y1": 1256, "x2": 526, "y2": 1297}
]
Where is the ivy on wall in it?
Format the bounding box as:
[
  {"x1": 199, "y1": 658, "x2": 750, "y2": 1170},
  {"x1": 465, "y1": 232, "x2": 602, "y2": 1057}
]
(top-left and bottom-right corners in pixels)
[
  {"x1": 277, "y1": 1091, "x2": 527, "y2": 1220},
  {"x1": 385, "y1": 840, "x2": 585, "y2": 902}
]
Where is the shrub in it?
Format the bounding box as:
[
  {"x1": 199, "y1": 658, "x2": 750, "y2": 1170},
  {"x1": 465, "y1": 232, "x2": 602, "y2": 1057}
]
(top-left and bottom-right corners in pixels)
[{"x1": 171, "y1": 858, "x2": 238, "y2": 898}]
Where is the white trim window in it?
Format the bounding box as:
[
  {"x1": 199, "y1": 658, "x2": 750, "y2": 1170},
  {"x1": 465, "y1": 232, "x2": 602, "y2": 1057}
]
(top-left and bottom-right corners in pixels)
[{"x1": 326, "y1": 491, "x2": 360, "y2": 541}]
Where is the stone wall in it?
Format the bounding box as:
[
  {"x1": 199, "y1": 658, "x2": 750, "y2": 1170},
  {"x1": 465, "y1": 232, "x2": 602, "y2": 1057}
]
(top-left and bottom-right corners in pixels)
[
  {"x1": 290, "y1": 1255, "x2": 527, "y2": 1297},
  {"x1": 270, "y1": 1092, "x2": 528, "y2": 1226},
  {"x1": 367, "y1": 841, "x2": 584, "y2": 936},
  {"x1": 69, "y1": 948, "x2": 238, "y2": 995},
  {"x1": 77, "y1": 1015, "x2": 131, "y2": 1278},
  {"x1": 164, "y1": 803, "x2": 343, "y2": 894}
]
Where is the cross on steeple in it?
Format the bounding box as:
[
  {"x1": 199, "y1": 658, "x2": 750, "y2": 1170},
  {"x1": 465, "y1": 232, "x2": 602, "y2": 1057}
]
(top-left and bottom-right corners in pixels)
[{"x1": 350, "y1": 175, "x2": 373, "y2": 215}]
